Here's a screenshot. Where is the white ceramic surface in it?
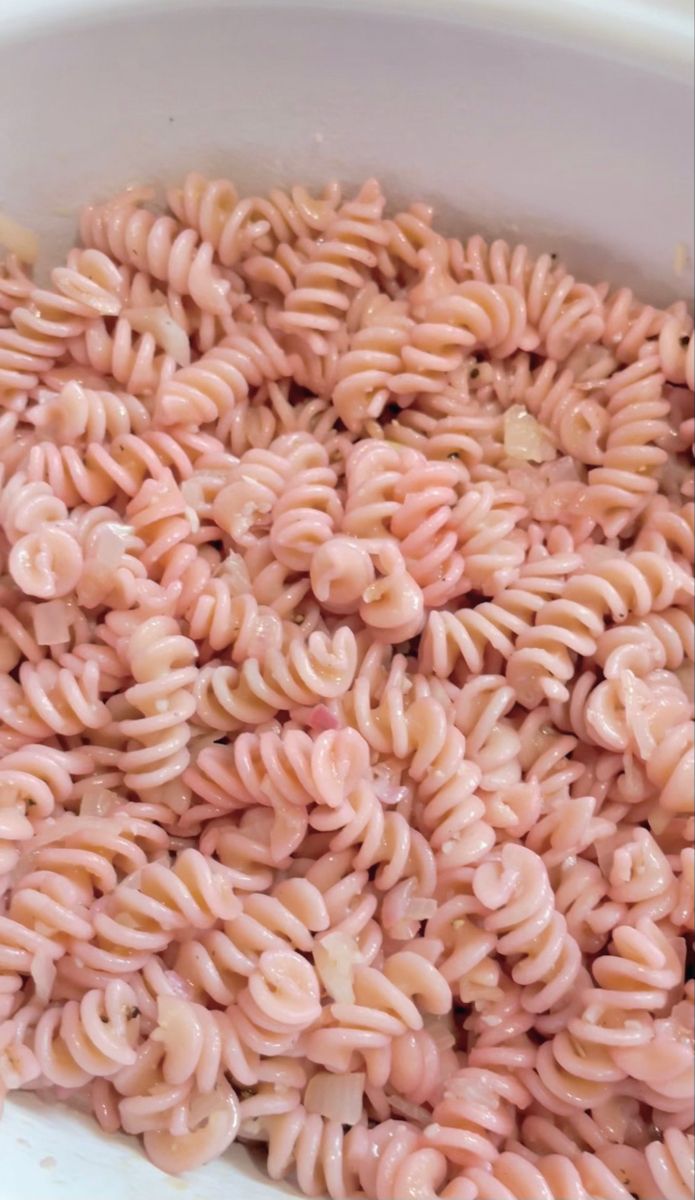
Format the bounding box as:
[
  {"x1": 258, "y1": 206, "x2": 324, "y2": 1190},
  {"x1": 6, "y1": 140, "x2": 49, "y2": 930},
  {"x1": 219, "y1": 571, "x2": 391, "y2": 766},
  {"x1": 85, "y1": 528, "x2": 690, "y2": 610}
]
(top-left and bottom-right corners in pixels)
[{"x1": 0, "y1": 1, "x2": 693, "y2": 1197}]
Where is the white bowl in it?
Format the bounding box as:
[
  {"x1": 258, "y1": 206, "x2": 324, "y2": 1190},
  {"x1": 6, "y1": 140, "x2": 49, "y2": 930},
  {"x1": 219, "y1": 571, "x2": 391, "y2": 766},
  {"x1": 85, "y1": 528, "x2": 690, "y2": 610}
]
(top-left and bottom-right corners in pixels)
[{"x1": 0, "y1": 1, "x2": 692, "y2": 1197}]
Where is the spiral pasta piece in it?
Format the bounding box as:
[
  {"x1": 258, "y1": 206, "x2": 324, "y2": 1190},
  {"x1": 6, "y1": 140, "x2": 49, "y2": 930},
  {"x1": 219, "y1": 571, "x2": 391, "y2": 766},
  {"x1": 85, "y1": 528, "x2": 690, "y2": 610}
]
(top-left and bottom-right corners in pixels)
[
  {"x1": 168, "y1": 173, "x2": 341, "y2": 265},
  {"x1": 269, "y1": 444, "x2": 343, "y2": 572},
  {"x1": 479, "y1": 350, "x2": 609, "y2": 465},
  {"x1": 186, "y1": 726, "x2": 369, "y2": 825},
  {"x1": 420, "y1": 545, "x2": 581, "y2": 677},
  {"x1": 0, "y1": 471, "x2": 83, "y2": 598},
  {"x1": 80, "y1": 196, "x2": 230, "y2": 313},
  {"x1": 389, "y1": 461, "x2": 467, "y2": 606},
  {"x1": 425, "y1": 1066, "x2": 531, "y2": 1167},
  {"x1": 473, "y1": 843, "x2": 582, "y2": 1013},
  {"x1": 658, "y1": 313, "x2": 694, "y2": 389},
  {"x1": 262, "y1": 1107, "x2": 361, "y2": 1200},
  {"x1": 0, "y1": 745, "x2": 89, "y2": 880},
  {"x1": 332, "y1": 285, "x2": 413, "y2": 431},
  {"x1": 278, "y1": 180, "x2": 388, "y2": 344},
  {"x1": 118, "y1": 616, "x2": 197, "y2": 794},
  {"x1": 195, "y1": 627, "x2": 357, "y2": 730},
  {"x1": 0, "y1": 658, "x2": 109, "y2": 738},
  {"x1": 0, "y1": 250, "x2": 125, "y2": 397},
  {"x1": 156, "y1": 323, "x2": 290, "y2": 426},
  {"x1": 393, "y1": 276, "x2": 529, "y2": 397},
  {"x1": 67, "y1": 315, "x2": 178, "y2": 396},
  {"x1": 507, "y1": 550, "x2": 693, "y2": 707},
  {"x1": 463, "y1": 233, "x2": 606, "y2": 359},
  {"x1": 31, "y1": 981, "x2": 141, "y2": 1087},
  {"x1": 585, "y1": 357, "x2": 671, "y2": 536},
  {"x1": 68, "y1": 848, "x2": 242, "y2": 974},
  {"x1": 29, "y1": 380, "x2": 149, "y2": 444},
  {"x1": 185, "y1": 584, "x2": 286, "y2": 659}
]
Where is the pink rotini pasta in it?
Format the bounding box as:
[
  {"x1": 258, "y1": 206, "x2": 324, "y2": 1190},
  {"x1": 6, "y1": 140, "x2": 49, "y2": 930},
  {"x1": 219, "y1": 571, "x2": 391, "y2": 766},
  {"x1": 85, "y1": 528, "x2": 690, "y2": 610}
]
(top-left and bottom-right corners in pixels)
[{"x1": 0, "y1": 173, "x2": 691, "y2": 1199}]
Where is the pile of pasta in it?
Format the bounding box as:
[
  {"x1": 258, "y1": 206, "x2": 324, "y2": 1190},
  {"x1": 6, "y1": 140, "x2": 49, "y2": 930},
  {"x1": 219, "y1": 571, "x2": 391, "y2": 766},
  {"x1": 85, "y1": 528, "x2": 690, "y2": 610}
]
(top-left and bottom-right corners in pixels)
[{"x1": 0, "y1": 175, "x2": 693, "y2": 1198}]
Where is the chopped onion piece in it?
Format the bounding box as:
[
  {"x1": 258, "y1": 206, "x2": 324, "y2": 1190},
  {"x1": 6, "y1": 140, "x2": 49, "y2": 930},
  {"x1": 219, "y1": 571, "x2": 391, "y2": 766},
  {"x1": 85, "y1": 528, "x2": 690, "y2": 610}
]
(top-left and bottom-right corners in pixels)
[
  {"x1": 405, "y1": 898, "x2": 438, "y2": 921},
  {"x1": 80, "y1": 787, "x2": 121, "y2": 818},
  {"x1": 314, "y1": 931, "x2": 363, "y2": 1003},
  {"x1": 304, "y1": 1071, "x2": 364, "y2": 1125},
  {"x1": 30, "y1": 953, "x2": 56, "y2": 1005},
  {"x1": 384, "y1": 1091, "x2": 431, "y2": 1124},
  {"x1": 504, "y1": 405, "x2": 556, "y2": 462},
  {"x1": 122, "y1": 306, "x2": 191, "y2": 366},
  {"x1": 424, "y1": 1013, "x2": 457, "y2": 1051},
  {"x1": 94, "y1": 523, "x2": 133, "y2": 567},
  {"x1": 33, "y1": 599, "x2": 71, "y2": 645},
  {"x1": 307, "y1": 704, "x2": 341, "y2": 732},
  {"x1": 0, "y1": 211, "x2": 39, "y2": 263}
]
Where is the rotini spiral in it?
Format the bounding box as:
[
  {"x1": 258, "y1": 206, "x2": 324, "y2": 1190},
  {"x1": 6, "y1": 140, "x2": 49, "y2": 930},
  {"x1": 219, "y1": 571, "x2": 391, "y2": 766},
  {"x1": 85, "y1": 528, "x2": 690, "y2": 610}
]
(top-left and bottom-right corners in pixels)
[
  {"x1": 462, "y1": 233, "x2": 606, "y2": 359},
  {"x1": 31, "y1": 981, "x2": 141, "y2": 1087},
  {"x1": 80, "y1": 196, "x2": 230, "y2": 313},
  {"x1": 278, "y1": 179, "x2": 388, "y2": 346},
  {"x1": 185, "y1": 585, "x2": 286, "y2": 660},
  {"x1": 389, "y1": 461, "x2": 467, "y2": 606},
  {"x1": 118, "y1": 616, "x2": 197, "y2": 795},
  {"x1": 269, "y1": 442, "x2": 343, "y2": 572},
  {"x1": 479, "y1": 350, "x2": 609, "y2": 465},
  {"x1": 528, "y1": 919, "x2": 686, "y2": 1112},
  {"x1": 392, "y1": 274, "x2": 529, "y2": 397},
  {"x1": 0, "y1": 250, "x2": 125, "y2": 397},
  {"x1": 332, "y1": 284, "x2": 413, "y2": 431},
  {"x1": 29, "y1": 380, "x2": 149, "y2": 444},
  {"x1": 0, "y1": 745, "x2": 89, "y2": 879},
  {"x1": 450, "y1": 482, "x2": 526, "y2": 594},
  {"x1": 155, "y1": 323, "x2": 290, "y2": 426},
  {"x1": 420, "y1": 545, "x2": 581, "y2": 677},
  {"x1": 178, "y1": 880, "x2": 330, "y2": 997},
  {"x1": 585, "y1": 357, "x2": 671, "y2": 536},
  {"x1": 0, "y1": 471, "x2": 83, "y2": 598},
  {"x1": 185, "y1": 726, "x2": 369, "y2": 825},
  {"x1": 168, "y1": 172, "x2": 341, "y2": 265},
  {"x1": 425, "y1": 1066, "x2": 531, "y2": 1167},
  {"x1": 473, "y1": 843, "x2": 582, "y2": 1013},
  {"x1": 304, "y1": 951, "x2": 450, "y2": 1072},
  {"x1": 68, "y1": 314, "x2": 178, "y2": 396},
  {"x1": 599, "y1": 284, "x2": 664, "y2": 364},
  {"x1": 195, "y1": 627, "x2": 357, "y2": 731},
  {"x1": 658, "y1": 313, "x2": 694, "y2": 390},
  {"x1": 68, "y1": 847, "x2": 242, "y2": 974},
  {"x1": 261, "y1": 1106, "x2": 361, "y2": 1200},
  {"x1": 507, "y1": 550, "x2": 693, "y2": 707},
  {"x1": 0, "y1": 658, "x2": 109, "y2": 738},
  {"x1": 407, "y1": 697, "x2": 494, "y2": 879}
]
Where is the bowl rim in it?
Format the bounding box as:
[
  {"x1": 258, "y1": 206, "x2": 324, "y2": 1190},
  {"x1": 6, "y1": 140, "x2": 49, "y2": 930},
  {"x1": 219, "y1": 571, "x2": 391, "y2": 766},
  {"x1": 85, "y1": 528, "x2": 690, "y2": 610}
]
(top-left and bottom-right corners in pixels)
[{"x1": 0, "y1": 0, "x2": 693, "y2": 82}]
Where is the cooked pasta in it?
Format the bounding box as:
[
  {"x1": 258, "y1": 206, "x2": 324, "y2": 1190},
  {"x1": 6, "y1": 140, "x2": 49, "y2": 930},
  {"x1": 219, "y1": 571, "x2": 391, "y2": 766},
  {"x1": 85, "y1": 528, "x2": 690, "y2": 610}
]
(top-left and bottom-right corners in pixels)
[{"x1": 0, "y1": 173, "x2": 691, "y2": 1198}]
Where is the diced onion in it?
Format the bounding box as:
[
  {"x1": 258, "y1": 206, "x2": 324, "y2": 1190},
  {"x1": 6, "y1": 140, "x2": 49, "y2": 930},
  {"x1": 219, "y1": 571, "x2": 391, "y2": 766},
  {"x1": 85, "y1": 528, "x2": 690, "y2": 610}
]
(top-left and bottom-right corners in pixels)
[
  {"x1": 384, "y1": 1091, "x2": 432, "y2": 1124},
  {"x1": 80, "y1": 787, "x2": 121, "y2": 818},
  {"x1": 405, "y1": 898, "x2": 438, "y2": 921},
  {"x1": 95, "y1": 523, "x2": 133, "y2": 567},
  {"x1": 304, "y1": 1071, "x2": 364, "y2": 1125},
  {"x1": 33, "y1": 599, "x2": 71, "y2": 645},
  {"x1": 314, "y1": 931, "x2": 363, "y2": 1003},
  {"x1": 30, "y1": 953, "x2": 56, "y2": 1005},
  {"x1": 0, "y1": 211, "x2": 39, "y2": 263},
  {"x1": 122, "y1": 306, "x2": 191, "y2": 366},
  {"x1": 504, "y1": 405, "x2": 556, "y2": 462}
]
